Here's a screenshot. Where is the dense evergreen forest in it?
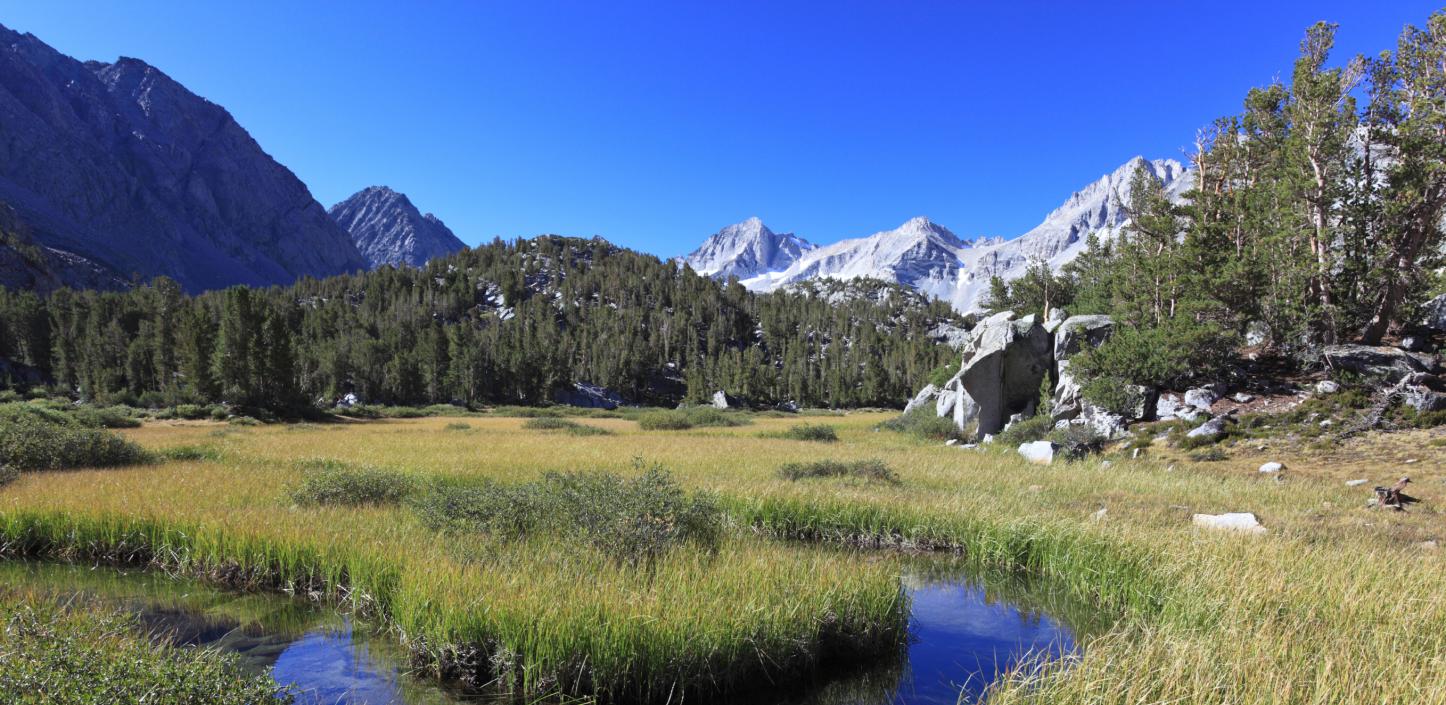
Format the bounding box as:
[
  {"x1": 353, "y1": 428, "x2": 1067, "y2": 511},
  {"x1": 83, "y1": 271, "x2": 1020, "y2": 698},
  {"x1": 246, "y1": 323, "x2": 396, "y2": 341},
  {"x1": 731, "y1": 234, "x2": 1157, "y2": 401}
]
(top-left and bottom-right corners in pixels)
[
  {"x1": 0, "y1": 236, "x2": 962, "y2": 411},
  {"x1": 986, "y1": 15, "x2": 1446, "y2": 404}
]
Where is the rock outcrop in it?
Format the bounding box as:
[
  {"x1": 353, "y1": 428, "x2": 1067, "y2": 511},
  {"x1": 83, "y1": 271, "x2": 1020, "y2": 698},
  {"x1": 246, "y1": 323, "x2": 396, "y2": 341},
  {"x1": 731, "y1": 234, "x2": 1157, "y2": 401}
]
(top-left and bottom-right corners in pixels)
[
  {"x1": 553, "y1": 382, "x2": 629, "y2": 410},
  {"x1": 0, "y1": 22, "x2": 366, "y2": 292},
  {"x1": 1323, "y1": 345, "x2": 1435, "y2": 382},
  {"x1": 957, "y1": 312, "x2": 1053, "y2": 436}
]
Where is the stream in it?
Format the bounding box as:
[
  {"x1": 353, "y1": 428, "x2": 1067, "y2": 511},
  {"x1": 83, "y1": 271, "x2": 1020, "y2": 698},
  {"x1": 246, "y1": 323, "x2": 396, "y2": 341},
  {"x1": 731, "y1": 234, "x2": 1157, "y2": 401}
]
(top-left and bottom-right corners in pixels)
[{"x1": 0, "y1": 558, "x2": 1091, "y2": 705}]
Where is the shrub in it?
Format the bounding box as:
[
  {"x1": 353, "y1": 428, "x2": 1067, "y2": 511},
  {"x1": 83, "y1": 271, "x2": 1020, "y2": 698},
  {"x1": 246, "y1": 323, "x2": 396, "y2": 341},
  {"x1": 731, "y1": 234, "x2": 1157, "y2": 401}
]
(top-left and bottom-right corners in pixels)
[
  {"x1": 777, "y1": 459, "x2": 898, "y2": 484},
  {"x1": 208, "y1": 406, "x2": 230, "y2": 421},
  {"x1": 72, "y1": 406, "x2": 142, "y2": 429},
  {"x1": 637, "y1": 410, "x2": 694, "y2": 430},
  {"x1": 773, "y1": 424, "x2": 839, "y2": 442},
  {"x1": 444, "y1": 422, "x2": 473, "y2": 432},
  {"x1": 994, "y1": 414, "x2": 1055, "y2": 448},
  {"x1": 0, "y1": 414, "x2": 150, "y2": 471},
  {"x1": 1189, "y1": 447, "x2": 1228, "y2": 462},
  {"x1": 1073, "y1": 316, "x2": 1238, "y2": 407},
  {"x1": 521, "y1": 417, "x2": 612, "y2": 435},
  {"x1": 1048, "y1": 423, "x2": 1107, "y2": 459},
  {"x1": 0, "y1": 463, "x2": 17, "y2": 486},
  {"x1": 157, "y1": 445, "x2": 222, "y2": 462},
  {"x1": 290, "y1": 460, "x2": 414, "y2": 507},
  {"x1": 227, "y1": 416, "x2": 261, "y2": 427},
  {"x1": 410, "y1": 468, "x2": 722, "y2": 564},
  {"x1": 877, "y1": 406, "x2": 965, "y2": 442}
]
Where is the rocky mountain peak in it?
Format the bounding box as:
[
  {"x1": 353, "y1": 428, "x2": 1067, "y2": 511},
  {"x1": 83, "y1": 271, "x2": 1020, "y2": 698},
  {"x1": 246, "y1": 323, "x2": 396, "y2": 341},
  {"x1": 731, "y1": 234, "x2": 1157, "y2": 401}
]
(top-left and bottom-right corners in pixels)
[
  {"x1": 683, "y1": 217, "x2": 813, "y2": 280},
  {"x1": 329, "y1": 186, "x2": 466, "y2": 269}
]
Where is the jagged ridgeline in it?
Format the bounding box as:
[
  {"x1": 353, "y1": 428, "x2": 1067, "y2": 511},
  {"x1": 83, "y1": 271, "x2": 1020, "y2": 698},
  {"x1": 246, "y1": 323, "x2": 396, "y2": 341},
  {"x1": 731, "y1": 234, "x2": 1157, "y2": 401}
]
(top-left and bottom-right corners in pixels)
[{"x1": 0, "y1": 236, "x2": 964, "y2": 409}]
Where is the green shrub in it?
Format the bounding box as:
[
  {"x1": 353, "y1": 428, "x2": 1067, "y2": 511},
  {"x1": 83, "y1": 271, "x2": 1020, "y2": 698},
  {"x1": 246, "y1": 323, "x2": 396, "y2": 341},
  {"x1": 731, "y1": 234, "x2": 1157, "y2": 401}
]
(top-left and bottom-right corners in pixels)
[
  {"x1": 208, "y1": 406, "x2": 229, "y2": 421},
  {"x1": 443, "y1": 422, "x2": 473, "y2": 432},
  {"x1": 1189, "y1": 447, "x2": 1228, "y2": 462},
  {"x1": 777, "y1": 459, "x2": 898, "y2": 484},
  {"x1": 521, "y1": 417, "x2": 612, "y2": 435},
  {"x1": 994, "y1": 414, "x2": 1055, "y2": 447},
  {"x1": 489, "y1": 405, "x2": 564, "y2": 418},
  {"x1": 1047, "y1": 423, "x2": 1107, "y2": 459},
  {"x1": 877, "y1": 406, "x2": 965, "y2": 442},
  {"x1": 637, "y1": 410, "x2": 694, "y2": 430},
  {"x1": 772, "y1": 424, "x2": 839, "y2": 442},
  {"x1": 227, "y1": 416, "x2": 260, "y2": 427},
  {"x1": 0, "y1": 463, "x2": 17, "y2": 486},
  {"x1": 72, "y1": 406, "x2": 142, "y2": 429},
  {"x1": 156, "y1": 445, "x2": 222, "y2": 462},
  {"x1": 1073, "y1": 316, "x2": 1238, "y2": 407},
  {"x1": 0, "y1": 414, "x2": 150, "y2": 471},
  {"x1": 410, "y1": 468, "x2": 722, "y2": 564},
  {"x1": 290, "y1": 460, "x2": 415, "y2": 507}
]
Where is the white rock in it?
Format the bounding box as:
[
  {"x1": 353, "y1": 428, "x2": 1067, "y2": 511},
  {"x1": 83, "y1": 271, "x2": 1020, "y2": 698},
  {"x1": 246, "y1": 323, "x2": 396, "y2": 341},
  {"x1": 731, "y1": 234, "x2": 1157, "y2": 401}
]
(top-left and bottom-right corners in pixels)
[
  {"x1": 1314, "y1": 380, "x2": 1341, "y2": 395},
  {"x1": 1131, "y1": 448, "x2": 1143, "y2": 459},
  {"x1": 1184, "y1": 388, "x2": 1220, "y2": 412},
  {"x1": 1018, "y1": 441, "x2": 1057, "y2": 464},
  {"x1": 1101, "y1": 460, "x2": 1113, "y2": 468},
  {"x1": 1186, "y1": 416, "x2": 1227, "y2": 439},
  {"x1": 1090, "y1": 507, "x2": 1108, "y2": 522},
  {"x1": 1232, "y1": 393, "x2": 1255, "y2": 403},
  {"x1": 944, "y1": 439, "x2": 958, "y2": 446},
  {"x1": 1258, "y1": 462, "x2": 1285, "y2": 474},
  {"x1": 1192, "y1": 512, "x2": 1267, "y2": 535},
  {"x1": 1345, "y1": 479, "x2": 1369, "y2": 487}
]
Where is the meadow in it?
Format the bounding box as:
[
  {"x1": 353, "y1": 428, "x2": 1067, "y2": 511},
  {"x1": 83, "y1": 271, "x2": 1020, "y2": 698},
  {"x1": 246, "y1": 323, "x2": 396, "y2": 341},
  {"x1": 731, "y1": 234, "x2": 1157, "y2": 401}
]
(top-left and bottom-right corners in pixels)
[{"x1": 0, "y1": 410, "x2": 1443, "y2": 703}]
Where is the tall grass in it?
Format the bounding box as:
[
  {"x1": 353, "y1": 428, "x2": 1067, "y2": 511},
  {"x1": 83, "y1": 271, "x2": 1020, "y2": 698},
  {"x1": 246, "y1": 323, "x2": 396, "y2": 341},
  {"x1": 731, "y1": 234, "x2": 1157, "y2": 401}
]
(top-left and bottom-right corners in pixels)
[{"x1": 3, "y1": 413, "x2": 1443, "y2": 704}]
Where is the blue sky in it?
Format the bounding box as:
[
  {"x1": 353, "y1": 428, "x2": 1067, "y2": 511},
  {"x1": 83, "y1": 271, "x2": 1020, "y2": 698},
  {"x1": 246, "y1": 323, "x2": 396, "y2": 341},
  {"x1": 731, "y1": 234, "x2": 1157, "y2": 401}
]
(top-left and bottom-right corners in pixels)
[{"x1": 3, "y1": 2, "x2": 1439, "y2": 256}]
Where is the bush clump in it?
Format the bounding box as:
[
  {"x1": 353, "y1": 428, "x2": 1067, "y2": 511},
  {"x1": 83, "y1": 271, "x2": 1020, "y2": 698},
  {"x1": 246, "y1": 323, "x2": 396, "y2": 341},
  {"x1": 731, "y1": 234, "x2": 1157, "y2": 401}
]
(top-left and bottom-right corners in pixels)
[
  {"x1": 0, "y1": 463, "x2": 17, "y2": 487},
  {"x1": 410, "y1": 468, "x2": 722, "y2": 564},
  {"x1": 773, "y1": 423, "x2": 840, "y2": 442},
  {"x1": 636, "y1": 407, "x2": 751, "y2": 431},
  {"x1": 0, "y1": 413, "x2": 149, "y2": 471},
  {"x1": 290, "y1": 459, "x2": 415, "y2": 507},
  {"x1": 877, "y1": 406, "x2": 965, "y2": 442},
  {"x1": 156, "y1": 445, "x2": 223, "y2": 462},
  {"x1": 520, "y1": 417, "x2": 612, "y2": 435},
  {"x1": 993, "y1": 414, "x2": 1055, "y2": 448},
  {"x1": 1047, "y1": 423, "x2": 1108, "y2": 459},
  {"x1": 72, "y1": 406, "x2": 142, "y2": 429},
  {"x1": 777, "y1": 459, "x2": 898, "y2": 484},
  {"x1": 443, "y1": 422, "x2": 473, "y2": 432}
]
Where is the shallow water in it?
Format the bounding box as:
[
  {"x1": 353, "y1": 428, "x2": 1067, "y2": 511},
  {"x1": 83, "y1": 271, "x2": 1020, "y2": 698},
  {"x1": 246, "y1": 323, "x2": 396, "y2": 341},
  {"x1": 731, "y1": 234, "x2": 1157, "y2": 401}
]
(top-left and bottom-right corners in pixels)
[{"x1": 0, "y1": 558, "x2": 1087, "y2": 705}]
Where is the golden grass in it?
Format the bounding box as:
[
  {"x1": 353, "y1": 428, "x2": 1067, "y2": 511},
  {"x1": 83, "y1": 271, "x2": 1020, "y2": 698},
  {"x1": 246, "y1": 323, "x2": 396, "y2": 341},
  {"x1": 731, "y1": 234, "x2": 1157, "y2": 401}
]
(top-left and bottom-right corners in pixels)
[{"x1": 3, "y1": 413, "x2": 1444, "y2": 703}]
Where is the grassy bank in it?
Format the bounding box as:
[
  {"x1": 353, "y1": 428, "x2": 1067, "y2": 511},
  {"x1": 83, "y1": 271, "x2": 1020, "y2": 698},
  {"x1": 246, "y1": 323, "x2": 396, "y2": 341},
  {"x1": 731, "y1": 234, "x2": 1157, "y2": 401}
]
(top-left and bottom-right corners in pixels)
[{"x1": 0, "y1": 413, "x2": 1442, "y2": 703}]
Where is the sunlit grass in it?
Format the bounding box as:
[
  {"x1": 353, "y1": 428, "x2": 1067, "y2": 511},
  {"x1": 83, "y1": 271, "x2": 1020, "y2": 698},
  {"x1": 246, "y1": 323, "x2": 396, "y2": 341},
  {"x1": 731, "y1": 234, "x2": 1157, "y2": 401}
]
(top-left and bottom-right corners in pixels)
[{"x1": 1, "y1": 413, "x2": 1443, "y2": 703}]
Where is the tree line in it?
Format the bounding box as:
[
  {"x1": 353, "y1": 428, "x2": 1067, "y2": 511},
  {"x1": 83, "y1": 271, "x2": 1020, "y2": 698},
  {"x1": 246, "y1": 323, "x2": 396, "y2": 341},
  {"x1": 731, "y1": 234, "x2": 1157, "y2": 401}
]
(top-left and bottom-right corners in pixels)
[
  {"x1": 986, "y1": 12, "x2": 1446, "y2": 402},
  {"x1": 0, "y1": 236, "x2": 961, "y2": 411}
]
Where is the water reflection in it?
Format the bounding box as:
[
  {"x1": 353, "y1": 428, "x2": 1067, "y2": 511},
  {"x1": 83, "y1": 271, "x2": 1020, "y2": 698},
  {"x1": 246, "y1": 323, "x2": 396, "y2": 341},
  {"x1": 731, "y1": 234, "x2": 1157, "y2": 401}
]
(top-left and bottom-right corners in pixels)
[{"x1": 0, "y1": 557, "x2": 1093, "y2": 705}]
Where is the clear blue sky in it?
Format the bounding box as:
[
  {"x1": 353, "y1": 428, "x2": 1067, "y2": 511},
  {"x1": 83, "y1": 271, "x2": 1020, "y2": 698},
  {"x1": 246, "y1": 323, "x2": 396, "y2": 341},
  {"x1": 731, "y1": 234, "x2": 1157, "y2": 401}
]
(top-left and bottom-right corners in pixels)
[{"x1": 3, "y1": 2, "x2": 1439, "y2": 256}]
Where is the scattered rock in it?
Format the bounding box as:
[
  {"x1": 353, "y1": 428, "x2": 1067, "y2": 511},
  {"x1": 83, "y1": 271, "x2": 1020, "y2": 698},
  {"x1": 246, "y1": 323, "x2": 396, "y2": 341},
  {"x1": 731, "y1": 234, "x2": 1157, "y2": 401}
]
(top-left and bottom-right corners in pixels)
[
  {"x1": 1232, "y1": 392, "x2": 1255, "y2": 403},
  {"x1": 1400, "y1": 335, "x2": 1431, "y2": 352},
  {"x1": 1018, "y1": 441, "x2": 1057, "y2": 464},
  {"x1": 1131, "y1": 448, "x2": 1143, "y2": 459},
  {"x1": 710, "y1": 390, "x2": 741, "y2": 410},
  {"x1": 1423, "y1": 293, "x2": 1446, "y2": 332},
  {"x1": 1314, "y1": 380, "x2": 1342, "y2": 395},
  {"x1": 1184, "y1": 387, "x2": 1221, "y2": 412},
  {"x1": 1346, "y1": 479, "x2": 1369, "y2": 487},
  {"x1": 1192, "y1": 512, "x2": 1267, "y2": 535},
  {"x1": 335, "y1": 392, "x2": 361, "y2": 408},
  {"x1": 1258, "y1": 462, "x2": 1285, "y2": 473},
  {"x1": 1186, "y1": 416, "x2": 1228, "y2": 439},
  {"x1": 944, "y1": 439, "x2": 958, "y2": 446},
  {"x1": 1420, "y1": 540, "x2": 1439, "y2": 551},
  {"x1": 1244, "y1": 321, "x2": 1270, "y2": 347},
  {"x1": 1100, "y1": 460, "x2": 1113, "y2": 468},
  {"x1": 1091, "y1": 507, "x2": 1108, "y2": 522}
]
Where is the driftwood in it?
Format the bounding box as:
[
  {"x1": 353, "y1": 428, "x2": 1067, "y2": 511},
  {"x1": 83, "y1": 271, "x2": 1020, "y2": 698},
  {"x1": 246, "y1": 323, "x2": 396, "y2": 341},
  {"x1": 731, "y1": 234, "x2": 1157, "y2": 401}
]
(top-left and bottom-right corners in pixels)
[{"x1": 1373, "y1": 477, "x2": 1418, "y2": 511}]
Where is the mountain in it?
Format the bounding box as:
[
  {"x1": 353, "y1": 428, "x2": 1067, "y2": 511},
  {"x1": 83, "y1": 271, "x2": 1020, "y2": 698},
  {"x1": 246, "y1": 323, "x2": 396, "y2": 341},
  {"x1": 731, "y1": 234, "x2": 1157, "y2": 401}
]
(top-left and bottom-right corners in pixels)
[
  {"x1": 694, "y1": 157, "x2": 1192, "y2": 313},
  {"x1": 329, "y1": 186, "x2": 466, "y2": 268},
  {"x1": 0, "y1": 202, "x2": 127, "y2": 294},
  {"x1": 0, "y1": 22, "x2": 366, "y2": 292},
  {"x1": 683, "y1": 217, "x2": 814, "y2": 280}
]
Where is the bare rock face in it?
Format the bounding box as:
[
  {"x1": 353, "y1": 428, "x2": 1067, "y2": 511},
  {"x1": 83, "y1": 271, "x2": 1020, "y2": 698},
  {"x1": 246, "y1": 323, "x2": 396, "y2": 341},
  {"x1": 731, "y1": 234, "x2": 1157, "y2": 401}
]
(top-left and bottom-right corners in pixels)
[
  {"x1": 958, "y1": 312, "x2": 1053, "y2": 437},
  {"x1": 0, "y1": 23, "x2": 366, "y2": 292},
  {"x1": 329, "y1": 186, "x2": 466, "y2": 269},
  {"x1": 1049, "y1": 315, "x2": 1114, "y2": 421}
]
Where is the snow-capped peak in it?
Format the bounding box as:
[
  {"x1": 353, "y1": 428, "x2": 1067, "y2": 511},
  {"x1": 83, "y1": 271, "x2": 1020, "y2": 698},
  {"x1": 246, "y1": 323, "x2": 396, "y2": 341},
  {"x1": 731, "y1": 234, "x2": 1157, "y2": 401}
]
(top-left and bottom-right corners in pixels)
[
  {"x1": 688, "y1": 156, "x2": 1195, "y2": 313},
  {"x1": 683, "y1": 217, "x2": 814, "y2": 280}
]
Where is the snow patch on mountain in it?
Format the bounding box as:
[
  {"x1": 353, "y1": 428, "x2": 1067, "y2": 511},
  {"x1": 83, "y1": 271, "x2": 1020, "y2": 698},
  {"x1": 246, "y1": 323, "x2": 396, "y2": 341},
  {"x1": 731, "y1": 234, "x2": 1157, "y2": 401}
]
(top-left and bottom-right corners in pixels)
[{"x1": 689, "y1": 157, "x2": 1192, "y2": 313}]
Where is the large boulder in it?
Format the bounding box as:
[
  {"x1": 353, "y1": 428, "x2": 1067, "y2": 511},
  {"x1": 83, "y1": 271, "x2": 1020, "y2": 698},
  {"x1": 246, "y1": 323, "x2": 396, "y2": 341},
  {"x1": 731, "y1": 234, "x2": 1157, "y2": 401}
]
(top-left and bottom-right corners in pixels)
[
  {"x1": 710, "y1": 390, "x2": 742, "y2": 410},
  {"x1": 553, "y1": 382, "x2": 629, "y2": 410},
  {"x1": 1193, "y1": 512, "x2": 1266, "y2": 535},
  {"x1": 1049, "y1": 315, "x2": 1113, "y2": 421},
  {"x1": 958, "y1": 312, "x2": 1053, "y2": 437},
  {"x1": 1323, "y1": 345, "x2": 1435, "y2": 383},
  {"x1": 1183, "y1": 387, "x2": 1220, "y2": 412},
  {"x1": 1186, "y1": 416, "x2": 1229, "y2": 439},
  {"x1": 1402, "y1": 373, "x2": 1446, "y2": 412},
  {"x1": 1423, "y1": 293, "x2": 1446, "y2": 332},
  {"x1": 1018, "y1": 440, "x2": 1057, "y2": 464}
]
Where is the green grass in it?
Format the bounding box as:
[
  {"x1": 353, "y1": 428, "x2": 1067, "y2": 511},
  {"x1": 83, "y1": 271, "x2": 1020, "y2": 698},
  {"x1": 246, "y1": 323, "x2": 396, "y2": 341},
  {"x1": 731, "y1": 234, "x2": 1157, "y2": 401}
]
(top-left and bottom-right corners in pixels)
[
  {"x1": 777, "y1": 459, "x2": 898, "y2": 484},
  {"x1": 520, "y1": 416, "x2": 613, "y2": 435},
  {"x1": 289, "y1": 459, "x2": 415, "y2": 506},
  {"x1": 0, "y1": 592, "x2": 288, "y2": 704},
  {"x1": 637, "y1": 407, "x2": 752, "y2": 431}
]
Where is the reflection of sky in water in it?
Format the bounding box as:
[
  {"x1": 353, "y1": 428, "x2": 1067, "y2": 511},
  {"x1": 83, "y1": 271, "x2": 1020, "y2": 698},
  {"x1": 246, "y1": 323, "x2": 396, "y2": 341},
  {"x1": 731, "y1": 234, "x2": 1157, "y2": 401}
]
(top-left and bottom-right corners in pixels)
[
  {"x1": 273, "y1": 621, "x2": 408, "y2": 705},
  {"x1": 1, "y1": 561, "x2": 1079, "y2": 705},
  {"x1": 894, "y1": 581, "x2": 1074, "y2": 705}
]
